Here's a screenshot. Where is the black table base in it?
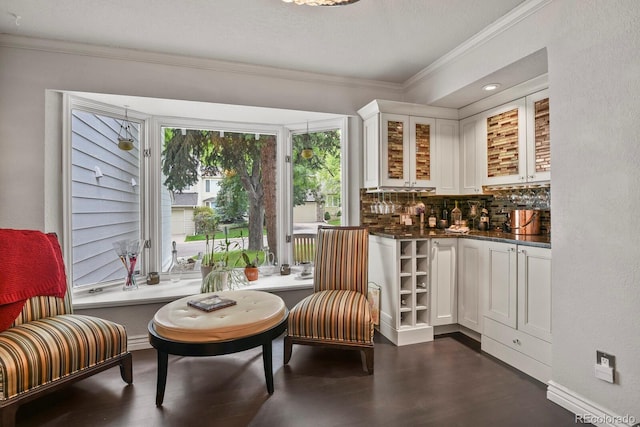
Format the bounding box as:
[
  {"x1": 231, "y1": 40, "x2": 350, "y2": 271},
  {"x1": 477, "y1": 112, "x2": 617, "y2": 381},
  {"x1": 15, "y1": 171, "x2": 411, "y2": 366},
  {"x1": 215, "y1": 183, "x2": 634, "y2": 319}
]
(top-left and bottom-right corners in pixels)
[{"x1": 147, "y1": 313, "x2": 288, "y2": 406}]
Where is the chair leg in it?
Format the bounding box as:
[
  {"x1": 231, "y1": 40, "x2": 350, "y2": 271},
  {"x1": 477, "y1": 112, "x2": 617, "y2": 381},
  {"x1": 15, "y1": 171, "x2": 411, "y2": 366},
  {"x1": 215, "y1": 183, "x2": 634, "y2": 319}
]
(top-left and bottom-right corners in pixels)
[
  {"x1": 120, "y1": 352, "x2": 133, "y2": 384},
  {"x1": 283, "y1": 335, "x2": 293, "y2": 364},
  {"x1": 361, "y1": 347, "x2": 374, "y2": 374}
]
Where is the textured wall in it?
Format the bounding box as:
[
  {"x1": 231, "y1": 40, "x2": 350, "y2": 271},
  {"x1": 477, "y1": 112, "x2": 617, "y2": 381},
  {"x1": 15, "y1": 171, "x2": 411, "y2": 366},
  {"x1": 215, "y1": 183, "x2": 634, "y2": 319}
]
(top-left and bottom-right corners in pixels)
[{"x1": 549, "y1": 0, "x2": 640, "y2": 417}]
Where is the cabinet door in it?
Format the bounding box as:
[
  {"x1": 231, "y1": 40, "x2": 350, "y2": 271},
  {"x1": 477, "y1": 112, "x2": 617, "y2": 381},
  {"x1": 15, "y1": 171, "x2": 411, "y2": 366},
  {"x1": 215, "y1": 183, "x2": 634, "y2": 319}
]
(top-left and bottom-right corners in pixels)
[
  {"x1": 525, "y1": 89, "x2": 550, "y2": 182},
  {"x1": 434, "y1": 119, "x2": 459, "y2": 194},
  {"x1": 517, "y1": 246, "x2": 552, "y2": 342},
  {"x1": 368, "y1": 236, "x2": 400, "y2": 329},
  {"x1": 410, "y1": 116, "x2": 436, "y2": 188},
  {"x1": 381, "y1": 114, "x2": 410, "y2": 187},
  {"x1": 430, "y1": 238, "x2": 457, "y2": 326},
  {"x1": 362, "y1": 115, "x2": 380, "y2": 188},
  {"x1": 483, "y1": 242, "x2": 517, "y2": 328},
  {"x1": 483, "y1": 99, "x2": 527, "y2": 186},
  {"x1": 458, "y1": 239, "x2": 484, "y2": 333},
  {"x1": 459, "y1": 115, "x2": 483, "y2": 195}
]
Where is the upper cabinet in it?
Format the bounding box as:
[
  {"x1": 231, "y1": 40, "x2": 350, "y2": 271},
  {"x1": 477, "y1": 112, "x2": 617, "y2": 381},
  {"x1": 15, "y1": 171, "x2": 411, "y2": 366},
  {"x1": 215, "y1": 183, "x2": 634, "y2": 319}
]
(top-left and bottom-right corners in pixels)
[
  {"x1": 459, "y1": 116, "x2": 483, "y2": 195},
  {"x1": 379, "y1": 114, "x2": 435, "y2": 188},
  {"x1": 360, "y1": 85, "x2": 549, "y2": 193},
  {"x1": 359, "y1": 100, "x2": 458, "y2": 191},
  {"x1": 525, "y1": 89, "x2": 551, "y2": 182},
  {"x1": 482, "y1": 90, "x2": 550, "y2": 186}
]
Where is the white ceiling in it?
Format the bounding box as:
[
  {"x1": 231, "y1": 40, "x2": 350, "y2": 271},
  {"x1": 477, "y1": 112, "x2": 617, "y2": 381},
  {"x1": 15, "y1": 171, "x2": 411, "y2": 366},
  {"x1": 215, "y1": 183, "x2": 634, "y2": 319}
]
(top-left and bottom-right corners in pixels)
[
  {"x1": 0, "y1": 0, "x2": 539, "y2": 122},
  {"x1": 0, "y1": 0, "x2": 526, "y2": 84}
]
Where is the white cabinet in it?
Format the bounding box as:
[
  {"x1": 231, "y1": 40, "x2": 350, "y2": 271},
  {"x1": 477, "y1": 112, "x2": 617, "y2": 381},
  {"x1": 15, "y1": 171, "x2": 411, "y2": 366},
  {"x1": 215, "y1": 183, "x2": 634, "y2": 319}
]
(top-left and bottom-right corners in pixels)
[
  {"x1": 378, "y1": 114, "x2": 435, "y2": 188},
  {"x1": 358, "y1": 100, "x2": 459, "y2": 190},
  {"x1": 368, "y1": 236, "x2": 433, "y2": 346},
  {"x1": 525, "y1": 89, "x2": 551, "y2": 183},
  {"x1": 459, "y1": 115, "x2": 483, "y2": 195},
  {"x1": 517, "y1": 245, "x2": 552, "y2": 342},
  {"x1": 483, "y1": 98, "x2": 528, "y2": 186},
  {"x1": 362, "y1": 112, "x2": 436, "y2": 189},
  {"x1": 457, "y1": 238, "x2": 484, "y2": 333},
  {"x1": 430, "y1": 238, "x2": 457, "y2": 326},
  {"x1": 482, "y1": 91, "x2": 550, "y2": 186},
  {"x1": 484, "y1": 242, "x2": 518, "y2": 328},
  {"x1": 481, "y1": 242, "x2": 552, "y2": 382},
  {"x1": 435, "y1": 119, "x2": 460, "y2": 195}
]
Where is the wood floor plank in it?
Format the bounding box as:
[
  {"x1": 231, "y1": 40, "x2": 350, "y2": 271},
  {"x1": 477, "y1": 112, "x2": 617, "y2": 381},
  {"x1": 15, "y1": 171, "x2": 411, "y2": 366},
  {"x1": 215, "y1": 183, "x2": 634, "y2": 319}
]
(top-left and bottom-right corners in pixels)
[{"x1": 15, "y1": 333, "x2": 586, "y2": 427}]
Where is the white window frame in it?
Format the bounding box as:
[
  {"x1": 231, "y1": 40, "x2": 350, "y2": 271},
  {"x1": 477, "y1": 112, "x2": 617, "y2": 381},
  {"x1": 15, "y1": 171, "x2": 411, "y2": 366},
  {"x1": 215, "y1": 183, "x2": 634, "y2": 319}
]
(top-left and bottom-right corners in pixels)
[{"x1": 63, "y1": 97, "x2": 350, "y2": 293}]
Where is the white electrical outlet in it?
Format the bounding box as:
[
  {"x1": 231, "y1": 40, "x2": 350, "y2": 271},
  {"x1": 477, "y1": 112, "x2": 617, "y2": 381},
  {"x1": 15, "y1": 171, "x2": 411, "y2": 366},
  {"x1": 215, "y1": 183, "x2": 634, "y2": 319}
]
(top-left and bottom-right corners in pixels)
[
  {"x1": 596, "y1": 350, "x2": 616, "y2": 383},
  {"x1": 595, "y1": 364, "x2": 614, "y2": 383}
]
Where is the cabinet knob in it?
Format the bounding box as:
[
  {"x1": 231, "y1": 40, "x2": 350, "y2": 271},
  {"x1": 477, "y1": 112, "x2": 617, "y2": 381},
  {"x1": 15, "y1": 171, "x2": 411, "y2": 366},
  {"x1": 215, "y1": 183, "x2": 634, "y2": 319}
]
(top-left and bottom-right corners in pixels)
[
  {"x1": 512, "y1": 338, "x2": 521, "y2": 345},
  {"x1": 528, "y1": 175, "x2": 535, "y2": 179},
  {"x1": 520, "y1": 176, "x2": 526, "y2": 181},
  {"x1": 518, "y1": 249, "x2": 526, "y2": 254},
  {"x1": 508, "y1": 247, "x2": 515, "y2": 252},
  {"x1": 433, "y1": 241, "x2": 439, "y2": 246}
]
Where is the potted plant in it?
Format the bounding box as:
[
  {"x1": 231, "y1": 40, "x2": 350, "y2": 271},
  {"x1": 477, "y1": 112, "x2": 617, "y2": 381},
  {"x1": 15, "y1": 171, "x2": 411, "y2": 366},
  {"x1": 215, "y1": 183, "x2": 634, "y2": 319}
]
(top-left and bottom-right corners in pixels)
[
  {"x1": 200, "y1": 234, "x2": 216, "y2": 279},
  {"x1": 242, "y1": 252, "x2": 259, "y2": 282}
]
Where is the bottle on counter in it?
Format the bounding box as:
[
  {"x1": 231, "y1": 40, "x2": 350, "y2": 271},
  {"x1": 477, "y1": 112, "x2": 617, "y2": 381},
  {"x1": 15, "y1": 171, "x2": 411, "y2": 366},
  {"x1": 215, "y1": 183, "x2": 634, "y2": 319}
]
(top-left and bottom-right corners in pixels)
[
  {"x1": 440, "y1": 201, "x2": 449, "y2": 229},
  {"x1": 168, "y1": 241, "x2": 181, "y2": 283},
  {"x1": 479, "y1": 208, "x2": 490, "y2": 231},
  {"x1": 451, "y1": 200, "x2": 462, "y2": 226},
  {"x1": 428, "y1": 208, "x2": 437, "y2": 228}
]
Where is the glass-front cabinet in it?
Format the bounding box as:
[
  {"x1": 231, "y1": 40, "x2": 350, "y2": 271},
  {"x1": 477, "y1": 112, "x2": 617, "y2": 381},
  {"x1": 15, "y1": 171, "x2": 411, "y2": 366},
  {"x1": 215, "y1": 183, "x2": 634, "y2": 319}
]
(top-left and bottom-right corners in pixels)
[
  {"x1": 359, "y1": 100, "x2": 458, "y2": 191},
  {"x1": 483, "y1": 90, "x2": 550, "y2": 186},
  {"x1": 379, "y1": 114, "x2": 435, "y2": 188}
]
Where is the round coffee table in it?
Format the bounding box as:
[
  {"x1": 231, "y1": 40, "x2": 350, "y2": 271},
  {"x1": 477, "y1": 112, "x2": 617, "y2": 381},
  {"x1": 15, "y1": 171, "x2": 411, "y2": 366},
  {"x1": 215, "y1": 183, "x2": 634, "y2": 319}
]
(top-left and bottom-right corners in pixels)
[{"x1": 148, "y1": 290, "x2": 288, "y2": 406}]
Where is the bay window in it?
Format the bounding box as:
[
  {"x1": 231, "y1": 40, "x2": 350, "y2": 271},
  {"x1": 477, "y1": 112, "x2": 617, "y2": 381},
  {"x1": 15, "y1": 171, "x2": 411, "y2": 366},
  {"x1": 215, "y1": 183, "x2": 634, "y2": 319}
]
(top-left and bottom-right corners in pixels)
[{"x1": 65, "y1": 95, "x2": 347, "y2": 293}]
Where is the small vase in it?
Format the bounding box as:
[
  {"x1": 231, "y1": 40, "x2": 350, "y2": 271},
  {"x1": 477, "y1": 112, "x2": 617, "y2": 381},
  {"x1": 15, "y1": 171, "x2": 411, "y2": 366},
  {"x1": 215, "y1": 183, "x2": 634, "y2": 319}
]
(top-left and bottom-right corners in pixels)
[
  {"x1": 201, "y1": 265, "x2": 213, "y2": 280},
  {"x1": 123, "y1": 271, "x2": 138, "y2": 291},
  {"x1": 201, "y1": 269, "x2": 230, "y2": 293}
]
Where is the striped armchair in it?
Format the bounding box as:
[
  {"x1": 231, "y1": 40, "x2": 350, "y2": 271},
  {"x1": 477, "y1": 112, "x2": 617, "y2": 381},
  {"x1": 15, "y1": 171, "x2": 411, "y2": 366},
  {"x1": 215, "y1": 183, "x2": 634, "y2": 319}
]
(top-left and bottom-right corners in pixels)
[
  {"x1": 0, "y1": 232, "x2": 132, "y2": 427},
  {"x1": 284, "y1": 226, "x2": 374, "y2": 374}
]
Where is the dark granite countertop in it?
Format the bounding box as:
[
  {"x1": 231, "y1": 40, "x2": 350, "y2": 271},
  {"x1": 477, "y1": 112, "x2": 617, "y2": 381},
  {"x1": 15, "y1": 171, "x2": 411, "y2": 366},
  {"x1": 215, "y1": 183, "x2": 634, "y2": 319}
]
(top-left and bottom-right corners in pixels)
[{"x1": 369, "y1": 228, "x2": 551, "y2": 249}]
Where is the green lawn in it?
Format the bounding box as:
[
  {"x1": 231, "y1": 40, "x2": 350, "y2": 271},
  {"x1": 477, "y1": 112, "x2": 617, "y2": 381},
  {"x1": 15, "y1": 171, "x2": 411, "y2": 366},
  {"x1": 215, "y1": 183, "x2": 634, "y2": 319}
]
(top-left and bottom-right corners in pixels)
[{"x1": 185, "y1": 225, "x2": 263, "y2": 242}]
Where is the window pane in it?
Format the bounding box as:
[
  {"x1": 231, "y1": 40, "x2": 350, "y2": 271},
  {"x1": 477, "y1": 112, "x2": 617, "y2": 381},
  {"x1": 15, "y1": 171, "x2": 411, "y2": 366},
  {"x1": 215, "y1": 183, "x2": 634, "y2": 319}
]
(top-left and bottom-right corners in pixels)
[
  {"x1": 161, "y1": 129, "x2": 278, "y2": 273},
  {"x1": 292, "y1": 128, "x2": 342, "y2": 243},
  {"x1": 70, "y1": 110, "x2": 141, "y2": 288}
]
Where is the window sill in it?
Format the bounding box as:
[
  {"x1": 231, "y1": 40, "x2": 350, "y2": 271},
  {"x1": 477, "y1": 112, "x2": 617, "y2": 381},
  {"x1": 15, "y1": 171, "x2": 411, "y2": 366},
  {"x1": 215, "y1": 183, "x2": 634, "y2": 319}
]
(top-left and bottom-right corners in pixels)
[{"x1": 72, "y1": 273, "x2": 314, "y2": 310}]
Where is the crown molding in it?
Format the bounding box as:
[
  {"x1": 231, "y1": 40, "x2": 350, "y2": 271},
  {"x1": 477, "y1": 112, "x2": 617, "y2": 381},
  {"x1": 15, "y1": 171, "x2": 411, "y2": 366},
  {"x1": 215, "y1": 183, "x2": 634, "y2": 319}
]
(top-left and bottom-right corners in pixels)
[
  {"x1": 0, "y1": 34, "x2": 403, "y2": 93},
  {"x1": 403, "y1": 0, "x2": 552, "y2": 91}
]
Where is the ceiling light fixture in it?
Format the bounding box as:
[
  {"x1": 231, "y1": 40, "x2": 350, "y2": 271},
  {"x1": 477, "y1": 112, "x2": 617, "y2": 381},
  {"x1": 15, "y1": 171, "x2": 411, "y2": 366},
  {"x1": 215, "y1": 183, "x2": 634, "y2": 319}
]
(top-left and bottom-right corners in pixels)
[
  {"x1": 282, "y1": 0, "x2": 360, "y2": 6},
  {"x1": 482, "y1": 83, "x2": 501, "y2": 92},
  {"x1": 117, "y1": 107, "x2": 135, "y2": 151}
]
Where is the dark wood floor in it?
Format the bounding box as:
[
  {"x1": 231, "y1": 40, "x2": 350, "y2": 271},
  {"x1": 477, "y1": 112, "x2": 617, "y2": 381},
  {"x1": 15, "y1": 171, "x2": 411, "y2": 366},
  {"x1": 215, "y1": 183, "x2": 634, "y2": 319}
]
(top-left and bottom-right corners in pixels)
[{"x1": 16, "y1": 333, "x2": 584, "y2": 427}]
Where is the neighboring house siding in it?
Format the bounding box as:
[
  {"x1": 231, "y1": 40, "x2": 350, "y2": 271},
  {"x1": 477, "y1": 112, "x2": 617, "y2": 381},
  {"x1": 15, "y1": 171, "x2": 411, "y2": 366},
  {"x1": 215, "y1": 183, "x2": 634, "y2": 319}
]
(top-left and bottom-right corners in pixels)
[
  {"x1": 293, "y1": 202, "x2": 317, "y2": 223},
  {"x1": 71, "y1": 110, "x2": 140, "y2": 287},
  {"x1": 171, "y1": 208, "x2": 196, "y2": 236}
]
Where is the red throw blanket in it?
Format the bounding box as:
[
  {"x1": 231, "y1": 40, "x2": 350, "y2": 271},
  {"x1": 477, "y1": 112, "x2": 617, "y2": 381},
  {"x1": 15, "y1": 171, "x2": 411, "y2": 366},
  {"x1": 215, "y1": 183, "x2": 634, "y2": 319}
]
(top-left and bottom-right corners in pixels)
[{"x1": 0, "y1": 229, "x2": 68, "y2": 331}]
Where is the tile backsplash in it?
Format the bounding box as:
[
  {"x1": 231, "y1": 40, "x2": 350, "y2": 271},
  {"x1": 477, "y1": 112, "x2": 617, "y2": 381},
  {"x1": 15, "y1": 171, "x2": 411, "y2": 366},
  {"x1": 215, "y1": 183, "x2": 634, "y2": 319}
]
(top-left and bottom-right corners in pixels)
[{"x1": 360, "y1": 188, "x2": 551, "y2": 235}]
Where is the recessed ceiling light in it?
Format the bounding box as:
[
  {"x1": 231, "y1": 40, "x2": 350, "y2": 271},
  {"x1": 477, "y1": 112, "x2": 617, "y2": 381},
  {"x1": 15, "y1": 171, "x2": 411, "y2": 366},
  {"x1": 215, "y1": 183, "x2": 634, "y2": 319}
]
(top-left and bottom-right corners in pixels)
[{"x1": 483, "y1": 83, "x2": 501, "y2": 91}]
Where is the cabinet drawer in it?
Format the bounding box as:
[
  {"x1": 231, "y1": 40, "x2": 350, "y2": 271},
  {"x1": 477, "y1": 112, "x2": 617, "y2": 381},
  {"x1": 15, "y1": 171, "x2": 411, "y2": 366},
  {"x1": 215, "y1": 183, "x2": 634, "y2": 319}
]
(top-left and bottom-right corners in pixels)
[{"x1": 483, "y1": 317, "x2": 551, "y2": 366}]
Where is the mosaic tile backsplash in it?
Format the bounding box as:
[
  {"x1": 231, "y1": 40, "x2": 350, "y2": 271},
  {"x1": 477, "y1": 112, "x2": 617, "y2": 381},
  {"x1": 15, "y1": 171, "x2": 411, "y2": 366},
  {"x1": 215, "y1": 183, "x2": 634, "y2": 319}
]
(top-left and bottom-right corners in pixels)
[{"x1": 360, "y1": 188, "x2": 551, "y2": 235}]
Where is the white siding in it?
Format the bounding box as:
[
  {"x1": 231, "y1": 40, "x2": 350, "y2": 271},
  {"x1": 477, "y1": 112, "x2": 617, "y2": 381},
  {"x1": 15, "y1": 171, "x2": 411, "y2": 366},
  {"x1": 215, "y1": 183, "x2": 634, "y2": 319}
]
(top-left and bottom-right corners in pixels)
[{"x1": 71, "y1": 110, "x2": 141, "y2": 287}]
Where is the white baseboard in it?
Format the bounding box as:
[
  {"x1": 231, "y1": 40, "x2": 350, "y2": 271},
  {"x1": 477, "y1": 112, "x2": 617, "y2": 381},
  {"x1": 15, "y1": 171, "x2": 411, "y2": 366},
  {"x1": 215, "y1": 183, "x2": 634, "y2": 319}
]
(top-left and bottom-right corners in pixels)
[
  {"x1": 128, "y1": 334, "x2": 152, "y2": 351},
  {"x1": 547, "y1": 381, "x2": 638, "y2": 427}
]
